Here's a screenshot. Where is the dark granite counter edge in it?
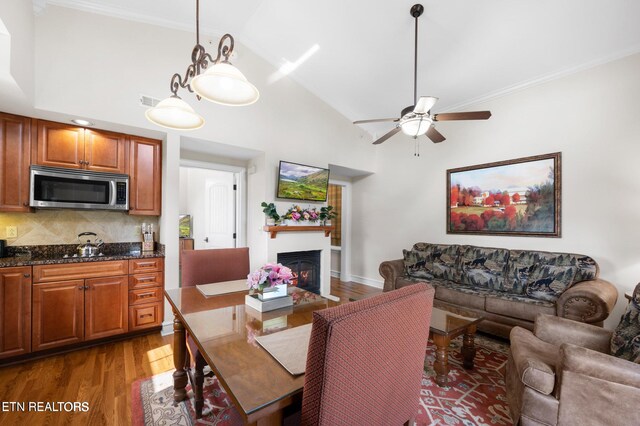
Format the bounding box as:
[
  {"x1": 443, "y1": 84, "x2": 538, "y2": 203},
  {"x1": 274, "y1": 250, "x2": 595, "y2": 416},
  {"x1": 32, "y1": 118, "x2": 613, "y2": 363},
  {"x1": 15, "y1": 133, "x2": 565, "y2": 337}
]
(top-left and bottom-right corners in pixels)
[{"x1": 0, "y1": 251, "x2": 165, "y2": 268}]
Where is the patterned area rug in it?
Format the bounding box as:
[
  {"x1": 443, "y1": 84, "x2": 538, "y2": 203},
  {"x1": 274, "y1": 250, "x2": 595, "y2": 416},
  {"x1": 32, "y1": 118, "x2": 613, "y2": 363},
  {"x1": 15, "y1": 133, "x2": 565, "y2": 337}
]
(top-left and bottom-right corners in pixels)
[
  {"x1": 131, "y1": 334, "x2": 510, "y2": 425},
  {"x1": 418, "y1": 334, "x2": 512, "y2": 425}
]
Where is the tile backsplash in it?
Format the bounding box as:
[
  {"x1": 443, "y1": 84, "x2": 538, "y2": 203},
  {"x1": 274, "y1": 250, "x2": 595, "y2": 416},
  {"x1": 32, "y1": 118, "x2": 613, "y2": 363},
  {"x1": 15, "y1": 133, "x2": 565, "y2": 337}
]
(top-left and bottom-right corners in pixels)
[{"x1": 0, "y1": 210, "x2": 160, "y2": 245}]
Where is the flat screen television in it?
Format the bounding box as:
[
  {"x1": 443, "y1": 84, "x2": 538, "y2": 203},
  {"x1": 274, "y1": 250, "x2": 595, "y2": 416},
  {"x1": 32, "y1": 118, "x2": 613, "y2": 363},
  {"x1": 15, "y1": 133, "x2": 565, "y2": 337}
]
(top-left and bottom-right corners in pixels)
[{"x1": 277, "y1": 160, "x2": 330, "y2": 202}]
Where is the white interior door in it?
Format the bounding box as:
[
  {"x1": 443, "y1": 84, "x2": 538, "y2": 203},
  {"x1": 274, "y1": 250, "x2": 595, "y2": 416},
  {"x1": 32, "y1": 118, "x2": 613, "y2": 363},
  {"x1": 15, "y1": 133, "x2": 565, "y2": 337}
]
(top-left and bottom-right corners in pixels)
[{"x1": 183, "y1": 167, "x2": 236, "y2": 249}]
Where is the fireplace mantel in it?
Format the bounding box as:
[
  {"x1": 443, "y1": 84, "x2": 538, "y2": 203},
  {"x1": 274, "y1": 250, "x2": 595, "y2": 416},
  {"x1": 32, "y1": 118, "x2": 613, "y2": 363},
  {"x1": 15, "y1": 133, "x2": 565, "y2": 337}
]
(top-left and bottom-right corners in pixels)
[{"x1": 263, "y1": 225, "x2": 332, "y2": 239}]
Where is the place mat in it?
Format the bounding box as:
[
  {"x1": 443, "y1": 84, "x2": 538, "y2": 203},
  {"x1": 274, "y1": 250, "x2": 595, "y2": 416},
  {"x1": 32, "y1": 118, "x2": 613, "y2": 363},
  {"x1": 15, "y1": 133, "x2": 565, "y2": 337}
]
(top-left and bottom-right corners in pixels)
[
  {"x1": 255, "y1": 323, "x2": 312, "y2": 375},
  {"x1": 196, "y1": 279, "x2": 247, "y2": 297}
]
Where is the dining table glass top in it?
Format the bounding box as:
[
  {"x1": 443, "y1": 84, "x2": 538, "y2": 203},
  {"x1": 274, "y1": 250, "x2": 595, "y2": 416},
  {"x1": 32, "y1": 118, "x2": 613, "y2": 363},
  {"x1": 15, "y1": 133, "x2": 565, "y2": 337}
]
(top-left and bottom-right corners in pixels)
[{"x1": 164, "y1": 286, "x2": 338, "y2": 418}]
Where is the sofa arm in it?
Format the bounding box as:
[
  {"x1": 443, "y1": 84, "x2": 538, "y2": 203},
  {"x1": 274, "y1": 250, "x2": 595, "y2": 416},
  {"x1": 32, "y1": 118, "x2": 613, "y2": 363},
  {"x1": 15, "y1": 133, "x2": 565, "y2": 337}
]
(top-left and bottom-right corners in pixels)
[
  {"x1": 556, "y1": 278, "x2": 618, "y2": 325},
  {"x1": 379, "y1": 259, "x2": 405, "y2": 292},
  {"x1": 534, "y1": 314, "x2": 612, "y2": 353},
  {"x1": 556, "y1": 344, "x2": 640, "y2": 426}
]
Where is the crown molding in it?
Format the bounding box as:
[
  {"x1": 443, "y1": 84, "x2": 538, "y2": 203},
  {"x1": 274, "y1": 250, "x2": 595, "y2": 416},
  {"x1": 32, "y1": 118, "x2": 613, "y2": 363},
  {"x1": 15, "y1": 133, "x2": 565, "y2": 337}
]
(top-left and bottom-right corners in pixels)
[
  {"x1": 440, "y1": 44, "x2": 640, "y2": 113},
  {"x1": 45, "y1": 0, "x2": 226, "y2": 38}
]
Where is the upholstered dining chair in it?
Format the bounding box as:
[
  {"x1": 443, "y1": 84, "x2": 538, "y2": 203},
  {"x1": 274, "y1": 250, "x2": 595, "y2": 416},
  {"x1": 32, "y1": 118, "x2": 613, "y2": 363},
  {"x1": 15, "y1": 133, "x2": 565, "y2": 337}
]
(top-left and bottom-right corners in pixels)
[
  {"x1": 180, "y1": 247, "x2": 250, "y2": 418},
  {"x1": 300, "y1": 283, "x2": 435, "y2": 426},
  {"x1": 506, "y1": 283, "x2": 640, "y2": 426}
]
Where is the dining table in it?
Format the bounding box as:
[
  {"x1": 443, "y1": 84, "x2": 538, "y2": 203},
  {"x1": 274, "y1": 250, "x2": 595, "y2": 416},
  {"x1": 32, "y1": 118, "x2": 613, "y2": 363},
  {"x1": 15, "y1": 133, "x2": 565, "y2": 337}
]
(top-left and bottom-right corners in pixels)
[{"x1": 164, "y1": 285, "x2": 339, "y2": 425}]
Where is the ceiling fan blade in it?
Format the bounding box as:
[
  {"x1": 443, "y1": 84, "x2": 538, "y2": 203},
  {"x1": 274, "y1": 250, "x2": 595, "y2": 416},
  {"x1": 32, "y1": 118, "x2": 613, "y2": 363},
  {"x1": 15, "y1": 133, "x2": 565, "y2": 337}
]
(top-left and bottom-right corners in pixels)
[
  {"x1": 353, "y1": 118, "x2": 399, "y2": 124},
  {"x1": 413, "y1": 96, "x2": 438, "y2": 114},
  {"x1": 433, "y1": 111, "x2": 492, "y2": 121},
  {"x1": 426, "y1": 126, "x2": 446, "y2": 143},
  {"x1": 372, "y1": 127, "x2": 401, "y2": 145}
]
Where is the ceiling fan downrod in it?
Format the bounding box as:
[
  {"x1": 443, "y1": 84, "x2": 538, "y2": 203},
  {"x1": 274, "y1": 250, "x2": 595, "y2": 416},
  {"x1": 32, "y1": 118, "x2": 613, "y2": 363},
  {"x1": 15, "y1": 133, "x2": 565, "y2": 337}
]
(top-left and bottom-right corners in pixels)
[{"x1": 411, "y1": 4, "x2": 424, "y2": 106}]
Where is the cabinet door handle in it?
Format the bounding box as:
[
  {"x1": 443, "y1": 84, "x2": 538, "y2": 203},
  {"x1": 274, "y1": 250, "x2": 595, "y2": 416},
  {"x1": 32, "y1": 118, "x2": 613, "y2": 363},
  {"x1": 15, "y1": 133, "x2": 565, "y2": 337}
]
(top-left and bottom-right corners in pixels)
[
  {"x1": 84, "y1": 285, "x2": 89, "y2": 290},
  {"x1": 140, "y1": 314, "x2": 153, "y2": 318},
  {"x1": 138, "y1": 278, "x2": 153, "y2": 282},
  {"x1": 78, "y1": 286, "x2": 84, "y2": 290},
  {"x1": 23, "y1": 273, "x2": 30, "y2": 278},
  {"x1": 139, "y1": 293, "x2": 154, "y2": 298}
]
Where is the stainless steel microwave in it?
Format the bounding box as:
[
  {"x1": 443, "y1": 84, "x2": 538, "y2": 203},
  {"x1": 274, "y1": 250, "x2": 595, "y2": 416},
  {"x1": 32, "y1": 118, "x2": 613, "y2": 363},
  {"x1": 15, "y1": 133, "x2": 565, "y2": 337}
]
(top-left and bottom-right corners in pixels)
[{"x1": 30, "y1": 165, "x2": 129, "y2": 211}]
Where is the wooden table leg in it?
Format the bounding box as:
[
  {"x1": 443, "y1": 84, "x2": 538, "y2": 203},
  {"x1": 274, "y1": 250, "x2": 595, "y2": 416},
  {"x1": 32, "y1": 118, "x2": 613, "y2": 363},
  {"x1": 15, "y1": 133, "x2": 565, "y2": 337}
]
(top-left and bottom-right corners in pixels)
[
  {"x1": 461, "y1": 324, "x2": 477, "y2": 370},
  {"x1": 432, "y1": 334, "x2": 450, "y2": 387},
  {"x1": 172, "y1": 309, "x2": 188, "y2": 402}
]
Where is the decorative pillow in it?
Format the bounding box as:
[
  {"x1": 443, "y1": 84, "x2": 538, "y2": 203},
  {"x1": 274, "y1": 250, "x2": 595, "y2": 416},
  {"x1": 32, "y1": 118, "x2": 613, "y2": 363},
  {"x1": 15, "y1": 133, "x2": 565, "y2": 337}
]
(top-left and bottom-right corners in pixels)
[
  {"x1": 459, "y1": 245, "x2": 510, "y2": 290},
  {"x1": 610, "y1": 286, "x2": 640, "y2": 363},
  {"x1": 402, "y1": 249, "x2": 434, "y2": 280},
  {"x1": 506, "y1": 251, "x2": 563, "y2": 295},
  {"x1": 524, "y1": 264, "x2": 577, "y2": 302},
  {"x1": 429, "y1": 244, "x2": 460, "y2": 281}
]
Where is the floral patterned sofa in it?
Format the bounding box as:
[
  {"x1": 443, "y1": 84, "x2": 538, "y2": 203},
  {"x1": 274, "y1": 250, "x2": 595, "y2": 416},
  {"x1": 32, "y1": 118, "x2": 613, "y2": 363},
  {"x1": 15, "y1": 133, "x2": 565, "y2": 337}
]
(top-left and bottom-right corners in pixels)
[{"x1": 379, "y1": 243, "x2": 619, "y2": 338}]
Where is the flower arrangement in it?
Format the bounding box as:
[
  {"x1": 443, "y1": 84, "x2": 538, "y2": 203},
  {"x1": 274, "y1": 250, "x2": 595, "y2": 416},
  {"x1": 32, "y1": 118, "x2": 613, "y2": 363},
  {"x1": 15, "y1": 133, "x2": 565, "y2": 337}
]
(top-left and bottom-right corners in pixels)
[
  {"x1": 283, "y1": 205, "x2": 320, "y2": 223},
  {"x1": 247, "y1": 262, "x2": 293, "y2": 293}
]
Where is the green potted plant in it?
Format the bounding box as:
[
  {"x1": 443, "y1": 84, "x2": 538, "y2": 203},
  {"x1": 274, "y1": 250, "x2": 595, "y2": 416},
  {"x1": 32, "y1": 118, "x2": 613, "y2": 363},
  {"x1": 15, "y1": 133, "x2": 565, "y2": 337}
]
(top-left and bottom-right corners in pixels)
[
  {"x1": 319, "y1": 205, "x2": 337, "y2": 226},
  {"x1": 261, "y1": 202, "x2": 280, "y2": 226}
]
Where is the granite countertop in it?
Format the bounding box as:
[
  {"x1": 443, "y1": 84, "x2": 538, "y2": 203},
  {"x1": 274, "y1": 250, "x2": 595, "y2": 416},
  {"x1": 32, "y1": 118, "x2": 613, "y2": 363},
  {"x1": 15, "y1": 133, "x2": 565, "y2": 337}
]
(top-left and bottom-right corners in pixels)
[{"x1": 0, "y1": 243, "x2": 165, "y2": 268}]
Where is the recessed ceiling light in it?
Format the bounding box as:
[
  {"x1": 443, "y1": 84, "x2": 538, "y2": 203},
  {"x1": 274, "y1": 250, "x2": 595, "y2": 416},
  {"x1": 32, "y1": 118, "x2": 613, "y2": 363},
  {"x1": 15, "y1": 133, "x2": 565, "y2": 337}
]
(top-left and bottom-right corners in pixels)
[{"x1": 71, "y1": 119, "x2": 94, "y2": 126}]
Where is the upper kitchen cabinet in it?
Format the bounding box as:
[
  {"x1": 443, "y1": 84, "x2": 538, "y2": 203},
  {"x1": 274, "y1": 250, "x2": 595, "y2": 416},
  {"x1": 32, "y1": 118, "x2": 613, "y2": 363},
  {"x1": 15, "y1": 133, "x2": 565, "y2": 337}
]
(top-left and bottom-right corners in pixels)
[
  {"x1": 34, "y1": 120, "x2": 128, "y2": 174},
  {"x1": 129, "y1": 136, "x2": 162, "y2": 216},
  {"x1": 0, "y1": 113, "x2": 32, "y2": 212}
]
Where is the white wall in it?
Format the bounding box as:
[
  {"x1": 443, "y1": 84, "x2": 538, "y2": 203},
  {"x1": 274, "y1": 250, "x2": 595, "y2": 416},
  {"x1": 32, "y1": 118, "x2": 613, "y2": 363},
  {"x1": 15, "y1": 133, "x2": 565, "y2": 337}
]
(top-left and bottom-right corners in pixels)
[
  {"x1": 0, "y1": 0, "x2": 34, "y2": 108},
  {"x1": 352, "y1": 53, "x2": 640, "y2": 328}
]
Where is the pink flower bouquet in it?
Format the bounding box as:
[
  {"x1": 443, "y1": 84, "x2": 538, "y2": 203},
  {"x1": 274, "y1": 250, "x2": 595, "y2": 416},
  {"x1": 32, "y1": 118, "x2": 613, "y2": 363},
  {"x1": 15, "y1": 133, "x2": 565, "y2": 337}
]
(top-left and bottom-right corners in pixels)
[{"x1": 247, "y1": 262, "x2": 293, "y2": 292}]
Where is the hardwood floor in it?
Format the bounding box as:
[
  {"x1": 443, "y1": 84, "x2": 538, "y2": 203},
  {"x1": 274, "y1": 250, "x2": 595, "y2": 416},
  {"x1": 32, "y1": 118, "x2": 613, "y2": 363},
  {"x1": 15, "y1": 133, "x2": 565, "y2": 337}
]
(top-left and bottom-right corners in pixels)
[
  {"x1": 0, "y1": 332, "x2": 174, "y2": 426},
  {"x1": 0, "y1": 280, "x2": 379, "y2": 425},
  {"x1": 330, "y1": 276, "x2": 382, "y2": 301}
]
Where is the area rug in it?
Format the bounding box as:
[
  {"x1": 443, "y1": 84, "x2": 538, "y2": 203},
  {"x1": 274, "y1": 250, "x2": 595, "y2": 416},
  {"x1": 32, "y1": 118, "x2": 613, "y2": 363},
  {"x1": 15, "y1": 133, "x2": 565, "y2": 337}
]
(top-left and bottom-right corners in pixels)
[{"x1": 132, "y1": 334, "x2": 511, "y2": 425}]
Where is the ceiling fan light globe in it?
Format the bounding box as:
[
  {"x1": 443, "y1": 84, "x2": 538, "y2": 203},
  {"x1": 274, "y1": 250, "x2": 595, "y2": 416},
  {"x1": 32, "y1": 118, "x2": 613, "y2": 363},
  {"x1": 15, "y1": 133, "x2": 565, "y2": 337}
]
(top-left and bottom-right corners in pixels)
[
  {"x1": 400, "y1": 116, "x2": 432, "y2": 137},
  {"x1": 145, "y1": 96, "x2": 205, "y2": 130},
  {"x1": 192, "y1": 62, "x2": 260, "y2": 106}
]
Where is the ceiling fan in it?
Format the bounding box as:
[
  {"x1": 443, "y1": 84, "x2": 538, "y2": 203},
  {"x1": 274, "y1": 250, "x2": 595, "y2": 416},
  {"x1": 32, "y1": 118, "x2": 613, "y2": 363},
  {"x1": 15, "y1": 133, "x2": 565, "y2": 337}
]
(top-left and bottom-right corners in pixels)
[{"x1": 354, "y1": 4, "x2": 491, "y2": 146}]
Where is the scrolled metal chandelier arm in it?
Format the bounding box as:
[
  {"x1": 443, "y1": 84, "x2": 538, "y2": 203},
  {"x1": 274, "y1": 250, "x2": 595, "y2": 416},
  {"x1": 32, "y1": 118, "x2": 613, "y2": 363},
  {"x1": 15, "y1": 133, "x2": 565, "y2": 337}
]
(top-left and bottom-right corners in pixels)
[{"x1": 216, "y1": 34, "x2": 235, "y2": 64}]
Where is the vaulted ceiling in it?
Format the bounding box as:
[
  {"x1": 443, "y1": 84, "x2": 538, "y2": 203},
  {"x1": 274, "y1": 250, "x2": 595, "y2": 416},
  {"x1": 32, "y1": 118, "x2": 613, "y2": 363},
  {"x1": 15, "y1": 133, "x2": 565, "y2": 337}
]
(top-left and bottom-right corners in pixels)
[{"x1": 40, "y1": 0, "x2": 640, "y2": 135}]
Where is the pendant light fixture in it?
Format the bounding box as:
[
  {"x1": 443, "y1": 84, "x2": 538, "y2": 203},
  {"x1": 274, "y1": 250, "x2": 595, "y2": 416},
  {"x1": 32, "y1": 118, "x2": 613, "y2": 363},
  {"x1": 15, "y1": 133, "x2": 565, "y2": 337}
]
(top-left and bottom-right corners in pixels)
[{"x1": 145, "y1": 0, "x2": 259, "y2": 130}]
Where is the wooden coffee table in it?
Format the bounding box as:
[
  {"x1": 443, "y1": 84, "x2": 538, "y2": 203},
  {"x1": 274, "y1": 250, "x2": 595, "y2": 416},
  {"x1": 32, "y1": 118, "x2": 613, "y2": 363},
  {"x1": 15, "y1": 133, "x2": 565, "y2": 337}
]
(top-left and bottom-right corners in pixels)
[{"x1": 429, "y1": 307, "x2": 484, "y2": 387}]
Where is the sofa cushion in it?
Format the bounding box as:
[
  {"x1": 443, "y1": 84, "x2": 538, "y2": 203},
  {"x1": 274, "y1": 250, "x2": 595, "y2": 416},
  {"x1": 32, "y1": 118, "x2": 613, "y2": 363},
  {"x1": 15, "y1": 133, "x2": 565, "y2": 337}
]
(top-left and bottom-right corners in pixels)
[
  {"x1": 524, "y1": 264, "x2": 577, "y2": 302},
  {"x1": 506, "y1": 250, "x2": 598, "y2": 294},
  {"x1": 459, "y1": 245, "x2": 510, "y2": 291},
  {"x1": 510, "y1": 326, "x2": 559, "y2": 395},
  {"x1": 435, "y1": 284, "x2": 488, "y2": 311},
  {"x1": 402, "y1": 249, "x2": 434, "y2": 280},
  {"x1": 486, "y1": 293, "x2": 556, "y2": 322},
  {"x1": 610, "y1": 286, "x2": 640, "y2": 363},
  {"x1": 411, "y1": 243, "x2": 461, "y2": 281}
]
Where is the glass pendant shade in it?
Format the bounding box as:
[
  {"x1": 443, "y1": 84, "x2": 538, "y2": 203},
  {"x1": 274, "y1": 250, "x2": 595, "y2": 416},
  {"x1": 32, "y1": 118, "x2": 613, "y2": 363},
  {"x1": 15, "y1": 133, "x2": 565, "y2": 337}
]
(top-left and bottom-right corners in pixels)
[
  {"x1": 191, "y1": 63, "x2": 260, "y2": 106},
  {"x1": 145, "y1": 96, "x2": 205, "y2": 130},
  {"x1": 400, "y1": 115, "x2": 432, "y2": 137}
]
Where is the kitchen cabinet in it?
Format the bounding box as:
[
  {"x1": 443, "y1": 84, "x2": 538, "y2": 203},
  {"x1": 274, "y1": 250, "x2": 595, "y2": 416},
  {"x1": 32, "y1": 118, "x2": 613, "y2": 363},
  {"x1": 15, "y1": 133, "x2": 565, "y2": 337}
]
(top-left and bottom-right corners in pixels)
[
  {"x1": 129, "y1": 136, "x2": 162, "y2": 216},
  {"x1": 84, "y1": 276, "x2": 128, "y2": 341},
  {"x1": 0, "y1": 267, "x2": 32, "y2": 359},
  {"x1": 128, "y1": 257, "x2": 164, "y2": 331},
  {"x1": 0, "y1": 113, "x2": 32, "y2": 212},
  {"x1": 34, "y1": 120, "x2": 128, "y2": 174},
  {"x1": 32, "y1": 261, "x2": 129, "y2": 351}
]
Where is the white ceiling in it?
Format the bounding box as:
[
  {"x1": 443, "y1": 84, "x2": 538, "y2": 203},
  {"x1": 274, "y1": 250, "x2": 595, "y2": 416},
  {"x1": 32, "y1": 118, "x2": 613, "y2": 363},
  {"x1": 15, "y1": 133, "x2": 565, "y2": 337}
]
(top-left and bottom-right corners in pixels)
[{"x1": 44, "y1": 0, "x2": 640, "y2": 136}]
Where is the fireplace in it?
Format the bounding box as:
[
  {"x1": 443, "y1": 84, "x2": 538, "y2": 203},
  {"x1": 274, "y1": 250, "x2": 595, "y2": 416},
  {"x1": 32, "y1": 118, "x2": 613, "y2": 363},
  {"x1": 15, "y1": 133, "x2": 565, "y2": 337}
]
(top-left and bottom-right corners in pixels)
[{"x1": 278, "y1": 250, "x2": 321, "y2": 294}]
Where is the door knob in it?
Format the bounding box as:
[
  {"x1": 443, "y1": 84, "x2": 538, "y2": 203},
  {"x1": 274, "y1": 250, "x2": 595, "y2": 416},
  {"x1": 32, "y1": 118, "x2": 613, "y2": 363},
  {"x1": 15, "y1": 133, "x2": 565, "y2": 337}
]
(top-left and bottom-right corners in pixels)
[{"x1": 204, "y1": 237, "x2": 209, "y2": 243}]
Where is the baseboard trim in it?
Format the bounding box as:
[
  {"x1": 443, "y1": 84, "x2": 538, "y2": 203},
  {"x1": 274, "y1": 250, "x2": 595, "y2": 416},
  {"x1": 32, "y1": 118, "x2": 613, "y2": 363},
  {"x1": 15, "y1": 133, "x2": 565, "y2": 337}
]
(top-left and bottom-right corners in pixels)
[
  {"x1": 161, "y1": 321, "x2": 173, "y2": 336},
  {"x1": 350, "y1": 274, "x2": 384, "y2": 289},
  {"x1": 330, "y1": 270, "x2": 341, "y2": 278}
]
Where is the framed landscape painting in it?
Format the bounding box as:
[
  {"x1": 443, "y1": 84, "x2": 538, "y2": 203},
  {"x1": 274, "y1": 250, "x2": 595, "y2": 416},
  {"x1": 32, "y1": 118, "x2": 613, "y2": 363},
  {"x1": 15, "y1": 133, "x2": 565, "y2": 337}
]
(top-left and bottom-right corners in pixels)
[{"x1": 447, "y1": 152, "x2": 561, "y2": 237}]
